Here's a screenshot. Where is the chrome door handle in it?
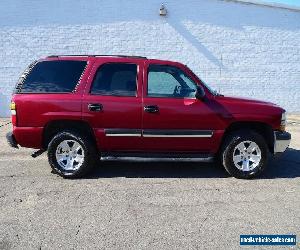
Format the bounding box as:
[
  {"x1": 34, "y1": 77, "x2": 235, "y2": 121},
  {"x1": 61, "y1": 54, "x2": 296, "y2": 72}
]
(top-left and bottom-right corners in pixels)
[
  {"x1": 144, "y1": 105, "x2": 159, "y2": 113},
  {"x1": 88, "y1": 103, "x2": 103, "y2": 112}
]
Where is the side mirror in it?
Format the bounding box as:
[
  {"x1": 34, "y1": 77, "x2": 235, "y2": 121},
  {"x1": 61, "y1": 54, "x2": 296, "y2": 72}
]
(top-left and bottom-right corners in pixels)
[{"x1": 195, "y1": 85, "x2": 206, "y2": 100}]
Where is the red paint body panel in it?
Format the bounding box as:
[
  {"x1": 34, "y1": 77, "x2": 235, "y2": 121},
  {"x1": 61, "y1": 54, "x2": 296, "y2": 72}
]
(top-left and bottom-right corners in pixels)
[
  {"x1": 13, "y1": 94, "x2": 82, "y2": 127},
  {"x1": 13, "y1": 126, "x2": 43, "y2": 149},
  {"x1": 10, "y1": 56, "x2": 285, "y2": 155},
  {"x1": 215, "y1": 96, "x2": 283, "y2": 129}
]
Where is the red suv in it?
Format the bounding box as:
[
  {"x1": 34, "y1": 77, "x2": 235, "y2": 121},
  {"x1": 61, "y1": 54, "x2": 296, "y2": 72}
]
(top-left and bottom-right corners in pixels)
[{"x1": 6, "y1": 55, "x2": 291, "y2": 179}]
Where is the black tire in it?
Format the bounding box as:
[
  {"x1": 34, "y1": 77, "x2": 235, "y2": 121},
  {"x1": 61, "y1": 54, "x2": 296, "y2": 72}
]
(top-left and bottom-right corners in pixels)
[
  {"x1": 47, "y1": 130, "x2": 99, "y2": 178},
  {"x1": 220, "y1": 129, "x2": 269, "y2": 179}
]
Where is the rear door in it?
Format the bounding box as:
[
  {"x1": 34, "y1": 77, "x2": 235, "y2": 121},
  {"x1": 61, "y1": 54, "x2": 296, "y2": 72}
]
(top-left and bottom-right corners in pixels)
[
  {"x1": 142, "y1": 61, "x2": 221, "y2": 153},
  {"x1": 82, "y1": 58, "x2": 143, "y2": 152}
]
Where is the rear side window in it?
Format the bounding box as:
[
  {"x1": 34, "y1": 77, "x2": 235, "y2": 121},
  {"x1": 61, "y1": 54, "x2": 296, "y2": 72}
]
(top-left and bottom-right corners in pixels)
[
  {"x1": 90, "y1": 63, "x2": 137, "y2": 96},
  {"x1": 18, "y1": 60, "x2": 87, "y2": 93}
]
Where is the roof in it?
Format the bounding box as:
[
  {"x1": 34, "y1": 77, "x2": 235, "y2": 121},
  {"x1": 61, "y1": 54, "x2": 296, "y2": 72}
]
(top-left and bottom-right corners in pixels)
[
  {"x1": 47, "y1": 55, "x2": 147, "y2": 59},
  {"x1": 44, "y1": 55, "x2": 185, "y2": 68}
]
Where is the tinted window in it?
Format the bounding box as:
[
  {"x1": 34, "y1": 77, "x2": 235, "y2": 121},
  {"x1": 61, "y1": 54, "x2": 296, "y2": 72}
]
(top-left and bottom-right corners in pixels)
[
  {"x1": 91, "y1": 63, "x2": 137, "y2": 96},
  {"x1": 20, "y1": 60, "x2": 87, "y2": 93},
  {"x1": 147, "y1": 65, "x2": 197, "y2": 98}
]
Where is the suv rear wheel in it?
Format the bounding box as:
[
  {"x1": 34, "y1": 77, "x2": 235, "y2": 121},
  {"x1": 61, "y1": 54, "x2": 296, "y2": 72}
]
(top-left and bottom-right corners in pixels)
[
  {"x1": 221, "y1": 130, "x2": 268, "y2": 179},
  {"x1": 47, "y1": 131, "x2": 98, "y2": 178}
]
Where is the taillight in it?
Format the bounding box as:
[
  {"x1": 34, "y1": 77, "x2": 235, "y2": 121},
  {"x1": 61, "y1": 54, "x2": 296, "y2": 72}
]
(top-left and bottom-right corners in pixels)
[
  {"x1": 10, "y1": 101, "x2": 16, "y2": 114},
  {"x1": 10, "y1": 101, "x2": 17, "y2": 126}
]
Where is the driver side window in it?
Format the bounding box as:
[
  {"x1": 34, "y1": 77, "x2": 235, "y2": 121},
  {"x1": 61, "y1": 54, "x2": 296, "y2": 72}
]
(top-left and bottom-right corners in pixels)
[{"x1": 147, "y1": 64, "x2": 197, "y2": 98}]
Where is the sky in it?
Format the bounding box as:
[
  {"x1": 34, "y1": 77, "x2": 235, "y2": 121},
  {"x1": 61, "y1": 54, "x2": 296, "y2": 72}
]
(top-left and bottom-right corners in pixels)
[{"x1": 261, "y1": 0, "x2": 300, "y2": 7}]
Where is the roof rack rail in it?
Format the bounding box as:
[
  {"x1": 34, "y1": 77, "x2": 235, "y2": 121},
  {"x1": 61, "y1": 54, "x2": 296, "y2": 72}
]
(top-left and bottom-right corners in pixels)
[
  {"x1": 97, "y1": 55, "x2": 147, "y2": 59},
  {"x1": 47, "y1": 55, "x2": 89, "y2": 58},
  {"x1": 47, "y1": 55, "x2": 147, "y2": 59}
]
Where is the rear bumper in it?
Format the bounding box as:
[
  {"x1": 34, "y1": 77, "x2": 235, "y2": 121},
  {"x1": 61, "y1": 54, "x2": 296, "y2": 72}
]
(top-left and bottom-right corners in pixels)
[
  {"x1": 6, "y1": 132, "x2": 19, "y2": 148},
  {"x1": 274, "y1": 131, "x2": 291, "y2": 154}
]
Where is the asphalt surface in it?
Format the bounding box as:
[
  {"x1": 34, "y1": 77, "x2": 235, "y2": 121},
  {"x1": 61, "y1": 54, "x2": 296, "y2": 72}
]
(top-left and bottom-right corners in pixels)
[{"x1": 0, "y1": 118, "x2": 299, "y2": 250}]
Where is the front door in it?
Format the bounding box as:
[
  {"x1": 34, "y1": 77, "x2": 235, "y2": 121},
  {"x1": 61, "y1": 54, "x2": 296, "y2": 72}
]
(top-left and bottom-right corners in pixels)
[
  {"x1": 142, "y1": 62, "x2": 220, "y2": 153},
  {"x1": 82, "y1": 59, "x2": 143, "y2": 152}
]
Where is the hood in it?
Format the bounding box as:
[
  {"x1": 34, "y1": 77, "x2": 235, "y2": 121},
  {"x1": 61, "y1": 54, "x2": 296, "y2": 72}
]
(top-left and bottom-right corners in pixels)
[{"x1": 215, "y1": 95, "x2": 284, "y2": 115}]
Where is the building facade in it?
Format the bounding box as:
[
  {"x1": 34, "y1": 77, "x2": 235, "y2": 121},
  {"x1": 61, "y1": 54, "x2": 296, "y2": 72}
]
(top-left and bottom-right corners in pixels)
[{"x1": 0, "y1": 0, "x2": 299, "y2": 117}]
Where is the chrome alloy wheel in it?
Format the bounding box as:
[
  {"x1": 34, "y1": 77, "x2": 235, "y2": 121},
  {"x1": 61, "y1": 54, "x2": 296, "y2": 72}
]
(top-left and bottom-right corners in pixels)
[
  {"x1": 233, "y1": 140, "x2": 262, "y2": 172},
  {"x1": 55, "y1": 140, "x2": 85, "y2": 171}
]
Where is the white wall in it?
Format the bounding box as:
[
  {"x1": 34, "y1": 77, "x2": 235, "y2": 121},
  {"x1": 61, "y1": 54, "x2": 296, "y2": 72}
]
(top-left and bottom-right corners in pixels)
[{"x1": 0, "y1": 0, "x2": 299, "y2": 117}]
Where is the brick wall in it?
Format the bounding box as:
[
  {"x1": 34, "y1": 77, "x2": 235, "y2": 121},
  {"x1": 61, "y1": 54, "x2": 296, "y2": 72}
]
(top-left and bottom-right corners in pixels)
[{"x1": 0, "y1": 0, "x2": 299, "y2": 117}]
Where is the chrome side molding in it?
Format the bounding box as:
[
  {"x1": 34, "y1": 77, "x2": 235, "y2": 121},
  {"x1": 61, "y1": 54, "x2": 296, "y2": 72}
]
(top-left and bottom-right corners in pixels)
[
  {"x1": 105, "y1": 129, "x2": 141, "y2": 137},
  {"x1": 104, "y1": 129, "x2": 213, "y2": 138}
]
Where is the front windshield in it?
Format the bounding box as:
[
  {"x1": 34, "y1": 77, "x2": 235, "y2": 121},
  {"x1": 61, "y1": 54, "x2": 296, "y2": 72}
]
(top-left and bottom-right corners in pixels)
[
  {"x1": 199, "y1": 78, "x2": 218, "y2": 95},
  {"x1": 185, "y1": 66, "x2": 219, "y2": 96}
]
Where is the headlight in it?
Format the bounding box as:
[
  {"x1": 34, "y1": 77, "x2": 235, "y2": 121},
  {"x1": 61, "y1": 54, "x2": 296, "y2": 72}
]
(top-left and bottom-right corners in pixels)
[{"x1": 280, "y1": 112, "x2": 286, "y2": 131}]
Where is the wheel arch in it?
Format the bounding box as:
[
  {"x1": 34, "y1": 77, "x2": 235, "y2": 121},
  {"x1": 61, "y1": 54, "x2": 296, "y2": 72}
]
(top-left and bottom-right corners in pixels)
[
  {"x1": 219, "y1": 121, "x2": 274, "y2": 154},
  {"x1": 43, "y1": 120, "x2": 98, "y2": 150}
]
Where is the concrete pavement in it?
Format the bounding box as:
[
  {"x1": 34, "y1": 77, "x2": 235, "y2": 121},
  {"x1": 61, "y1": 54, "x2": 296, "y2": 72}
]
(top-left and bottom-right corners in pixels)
[{"x1": 0, "y1": 117, "x2": 299, "y2": 249}]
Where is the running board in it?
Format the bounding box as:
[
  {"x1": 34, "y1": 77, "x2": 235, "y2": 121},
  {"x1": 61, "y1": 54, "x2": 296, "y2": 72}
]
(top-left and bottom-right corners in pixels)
[{"x1": 100, "y1": 152, "x2": 214, "y2": 162}]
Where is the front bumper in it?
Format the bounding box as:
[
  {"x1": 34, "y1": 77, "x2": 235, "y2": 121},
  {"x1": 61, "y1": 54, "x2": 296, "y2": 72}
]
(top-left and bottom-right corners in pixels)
[
  {"x1": 274, "y1": 131, "x2": 291, "y2": 154},
  {"x1": 6, "y1": 132, "x2": 19, "y2": 148}
]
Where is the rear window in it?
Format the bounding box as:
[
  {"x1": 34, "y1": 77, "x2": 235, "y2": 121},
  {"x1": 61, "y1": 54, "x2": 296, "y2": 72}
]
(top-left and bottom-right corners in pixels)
[{"x1": 17, "y1": 60, "x2": 87, "y2": 93}]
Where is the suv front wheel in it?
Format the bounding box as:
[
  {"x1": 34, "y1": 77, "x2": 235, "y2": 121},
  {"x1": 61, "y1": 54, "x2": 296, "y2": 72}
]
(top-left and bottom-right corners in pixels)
[
  {"x1": 47, "y1": 131, "x2": 98, "y2": 178},
  {"x1": 221, "y1": 130, "x2": 269, "y2": 179}
]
